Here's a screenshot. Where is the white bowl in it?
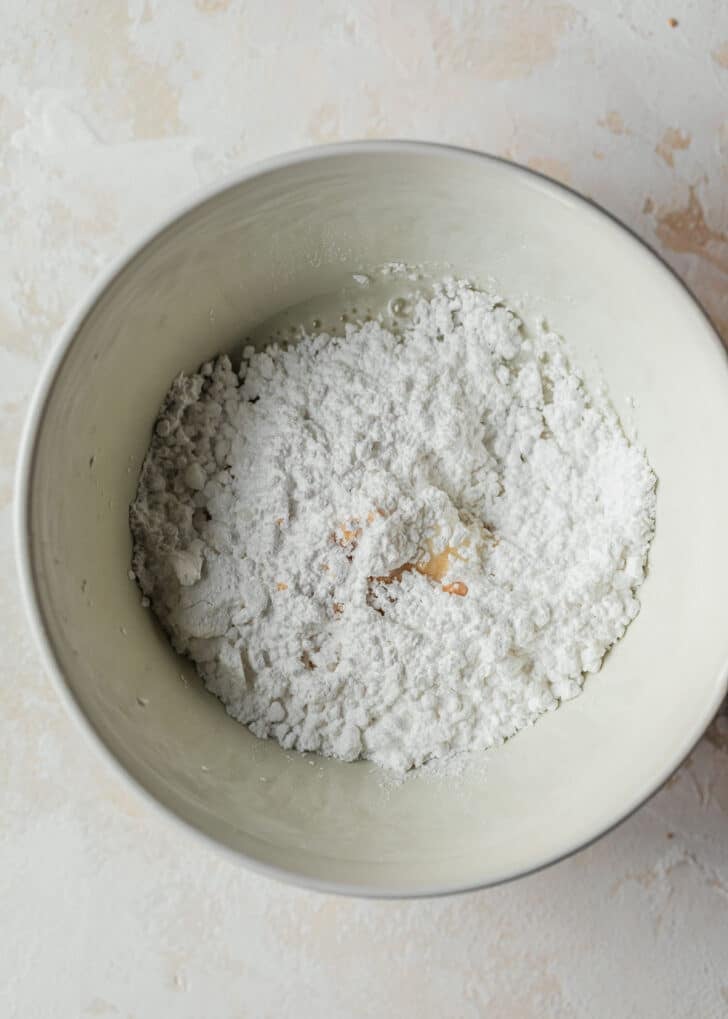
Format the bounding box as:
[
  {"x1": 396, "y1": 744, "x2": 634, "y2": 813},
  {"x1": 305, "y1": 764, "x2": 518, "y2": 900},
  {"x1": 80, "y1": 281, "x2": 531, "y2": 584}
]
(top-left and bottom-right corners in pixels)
[{"x1": 16, "y1": 142, "x2": 728, "y2": 897}]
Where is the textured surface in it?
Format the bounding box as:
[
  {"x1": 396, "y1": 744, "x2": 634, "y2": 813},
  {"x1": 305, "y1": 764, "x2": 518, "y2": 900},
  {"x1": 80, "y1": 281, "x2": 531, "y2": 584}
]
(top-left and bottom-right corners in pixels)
[
  {"x1": 130, "y1": 285, "x2": 656, "y2": 772},
  {"x1": 3, "y1": 2, "x2": 728, "y2": 1016}
]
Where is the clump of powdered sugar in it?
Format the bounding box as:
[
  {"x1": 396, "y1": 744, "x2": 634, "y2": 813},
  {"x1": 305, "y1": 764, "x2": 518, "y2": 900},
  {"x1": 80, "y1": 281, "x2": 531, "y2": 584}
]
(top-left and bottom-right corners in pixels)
[{"x1": 130, "y1": 279, "x2": 656, "y2": 773}]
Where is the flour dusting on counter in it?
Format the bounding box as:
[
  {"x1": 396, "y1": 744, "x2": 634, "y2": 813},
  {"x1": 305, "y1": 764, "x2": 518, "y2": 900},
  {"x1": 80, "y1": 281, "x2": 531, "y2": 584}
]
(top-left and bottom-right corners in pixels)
[{"x1": 130, "y1": 280, "x2": 656, "y2": 773}]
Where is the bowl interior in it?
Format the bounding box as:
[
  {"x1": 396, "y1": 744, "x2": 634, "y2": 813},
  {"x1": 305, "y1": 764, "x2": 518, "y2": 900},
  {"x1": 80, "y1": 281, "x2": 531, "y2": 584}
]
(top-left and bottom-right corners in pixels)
[{"x1": 22, "y1": 146, "x2": 728, "y2": 894}]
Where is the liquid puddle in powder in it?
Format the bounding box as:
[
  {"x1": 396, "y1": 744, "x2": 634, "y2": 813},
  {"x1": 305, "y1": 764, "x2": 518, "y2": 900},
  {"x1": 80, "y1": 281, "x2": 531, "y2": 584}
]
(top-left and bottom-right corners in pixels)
[
  {"x1": 372, "y1": 545, "x2": 469, "y2": 596},
  {"x1": 334, "y1": 513, "x2": 472, "y2": 598}
]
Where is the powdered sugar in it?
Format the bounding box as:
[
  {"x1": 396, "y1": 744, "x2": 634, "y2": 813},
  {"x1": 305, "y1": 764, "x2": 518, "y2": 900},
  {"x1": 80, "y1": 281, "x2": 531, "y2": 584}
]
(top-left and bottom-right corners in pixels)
[{"x1": 130, "y1": 279, "x2": 656, "y2": 773}]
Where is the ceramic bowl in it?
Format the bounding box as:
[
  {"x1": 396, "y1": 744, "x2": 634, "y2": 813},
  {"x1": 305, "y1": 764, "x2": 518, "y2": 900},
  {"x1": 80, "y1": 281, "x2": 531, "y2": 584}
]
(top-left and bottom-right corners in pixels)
[{"x1": 16, "y1": 142, "x2": 728, "y2": 896}]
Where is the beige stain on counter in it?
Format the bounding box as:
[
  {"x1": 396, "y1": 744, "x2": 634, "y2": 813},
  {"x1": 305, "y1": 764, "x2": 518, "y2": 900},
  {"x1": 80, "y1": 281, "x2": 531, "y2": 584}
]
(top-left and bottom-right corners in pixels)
[
  {"x1": 71, "y1": 6, "x2": 182, "y2": 139},
  {"x1": 361, "y1": 87, "x2": 389, "y2": 139},
  {"x1": 82, "y1": 996, "x2": 120, "y2": 1016},
  {"x1": 433, "y1": 1, "x2": 576, "y2": 81},
  {"x1": 308, "y1": 103, "x2": 341, "y2": 142},
  {"x1": 655, "y1": 187, "x2": 728, "y2": 275},
  {"x1": 719, "y1": 120, "x2": 728, "y2": 157},
  {"x1": 527, "y1": 156, "x2": 571, "y2": 184},
  {"x1": 656, "y1": 128, "x2": 691, "y2": 167},
  {"x1": 196, "y1": 0, "x2": 231, "y2": 10},
  {"x1": 647, "y1": 189, "x2": 728, "y2": 345},
  {"x1": 712, "y1": 41, "x2": 728, "y2": 69},
  {"x1": 598, "y1": 110, "x2": 629, "y2": 135}
]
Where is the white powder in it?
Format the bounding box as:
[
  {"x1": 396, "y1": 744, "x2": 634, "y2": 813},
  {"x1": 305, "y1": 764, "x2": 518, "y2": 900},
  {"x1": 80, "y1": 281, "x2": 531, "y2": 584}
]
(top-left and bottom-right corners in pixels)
[{"x1": 131, "y1": 279, "x2": 656, "y2": 773}]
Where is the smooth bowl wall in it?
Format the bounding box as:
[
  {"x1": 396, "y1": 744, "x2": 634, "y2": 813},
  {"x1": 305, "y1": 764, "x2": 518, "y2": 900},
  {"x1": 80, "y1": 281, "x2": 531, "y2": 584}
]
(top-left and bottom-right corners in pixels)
[{"x1": 18, "y1": 144, "x2": 728, "y2": 896}]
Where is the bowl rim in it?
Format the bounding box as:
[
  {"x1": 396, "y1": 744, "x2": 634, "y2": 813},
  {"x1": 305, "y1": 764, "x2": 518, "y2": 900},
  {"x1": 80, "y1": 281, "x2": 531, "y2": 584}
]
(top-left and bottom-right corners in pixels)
[{"x1": 14, "y1": 139, "x2": 728, "y2": 899}]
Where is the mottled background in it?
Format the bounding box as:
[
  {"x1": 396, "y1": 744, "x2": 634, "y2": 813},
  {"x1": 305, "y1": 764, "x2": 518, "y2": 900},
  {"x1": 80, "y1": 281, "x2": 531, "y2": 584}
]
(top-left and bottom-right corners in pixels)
[{"x1": 2, "y1": 2, "x2": 728, "y2": 1016}]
